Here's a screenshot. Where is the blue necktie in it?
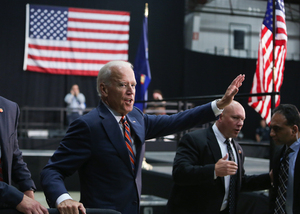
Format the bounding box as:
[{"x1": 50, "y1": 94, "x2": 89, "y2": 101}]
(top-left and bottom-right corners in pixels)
[{"x1": 121, "y1": 116, "x2": 135, "y2": 171}]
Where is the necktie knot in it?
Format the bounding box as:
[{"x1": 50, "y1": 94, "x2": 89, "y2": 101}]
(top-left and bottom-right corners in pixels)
[
  {"x1": 120, "y1": 116, "x2": 126, "y2": 124},
  {"x1": 224, "y1": 139, "x2": 230, "y2": 146},
  {"x1": 225, "y1": 139, "x2": 235, "y2": 162},
  {"x1": 284, "y1": 147, "x2": 293, "y2": 158}
]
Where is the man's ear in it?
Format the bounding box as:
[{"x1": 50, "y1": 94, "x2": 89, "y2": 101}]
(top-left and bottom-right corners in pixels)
[
  {"x1": 292, "y1": 125, "x2": 298, "y2": 134},
  {"x1": 218, "y1": 113, "x2": 223, "y2": 121},
  {"x1": 100, "y1": 83, "x2": 108, "y2": 96}
]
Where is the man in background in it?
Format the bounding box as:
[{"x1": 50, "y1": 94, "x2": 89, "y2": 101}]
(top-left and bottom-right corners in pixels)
[
  {"x1": 0, "y1": 96, "x2": 48, "y2": 214},
  {"x1": 269, "y1": 104, "x2": 300, "y2": 213},
  {"x1": 150, "y1": 89, "x2": 166, "y2": 115},
  {"x1": 255, "y1": 119, "x2": 270, "y2": 142},
  {"x1": 64, "y1": 84, "x2": 86, "y2": 125}
]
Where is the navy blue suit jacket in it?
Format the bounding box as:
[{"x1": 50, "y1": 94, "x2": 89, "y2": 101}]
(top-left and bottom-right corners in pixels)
[
  {"x1": 41, "y1": 100, "x2": 217, "y2": 214},
  {"x1": 0, "y1": 96, "x2": 36, "y2": 208}
]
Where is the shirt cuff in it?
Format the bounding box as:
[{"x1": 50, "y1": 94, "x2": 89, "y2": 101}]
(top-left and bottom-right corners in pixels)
[
  {"x1": 211, "y1": 99, "x2": 223, "y2": 117},
  {"x1": 56, "y1": 193, "x2": 73, "y2": 207}
]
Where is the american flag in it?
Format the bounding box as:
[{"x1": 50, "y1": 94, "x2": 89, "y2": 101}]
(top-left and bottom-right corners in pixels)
[
  {"x1": 248, "y1": 0, "x2": 287, "y2": 124},
  {"x1": 23, "y1": 4, "x2": 130, "y2": 76}
]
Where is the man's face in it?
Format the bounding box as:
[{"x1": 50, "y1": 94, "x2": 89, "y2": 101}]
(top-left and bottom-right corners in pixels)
[
  {"x1": 218, "y1": 103, "x2": 245, "y2": 139},
  {"x1": 270, "y1": 112, "x2": 295, "y2": 146},
  {"x1": 153, "y1": 92, "x2": 162, "y2": 100},
  {"x1": 101, "y1": 65, "x2": 136, "y2": 116},
  {"x1": 72, "y1": 85, "x2": 79, "y2": 94}
]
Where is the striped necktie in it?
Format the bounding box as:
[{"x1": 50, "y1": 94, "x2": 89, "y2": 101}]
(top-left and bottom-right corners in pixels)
[
  {"x1": 274, "y1": 147, "x2": 293, "y2": 214},
  {"x1": 121, "y1": 116, "x2": 135, "y2": 171},
  {"x1": 225, "y1": 139, "x2": 236, "y2": 214}
]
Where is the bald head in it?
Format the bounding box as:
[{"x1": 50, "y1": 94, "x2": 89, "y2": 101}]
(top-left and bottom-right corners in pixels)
[{"x1": 216, "y1": 101, "x2": 245, "y2": 139}]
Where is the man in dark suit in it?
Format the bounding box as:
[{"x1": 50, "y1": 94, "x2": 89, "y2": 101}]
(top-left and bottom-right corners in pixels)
[
  {"x1": 40, "y1": 61, "x2": 245, "y2": 214},
  {"x1": 0, "y1": 96, "x2": 48, "y2": 214},
  {"x1": 269, "y1": 104, "x2": 300, "y2": 214},
  {"x1": 167, "y1": 101, "x2": 271, "y2": 214}
]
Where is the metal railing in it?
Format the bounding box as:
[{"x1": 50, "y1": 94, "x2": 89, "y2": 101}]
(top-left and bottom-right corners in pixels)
[
  {"x1": 18, "y1": 107, "x2": 93, "y2": 137},
  {"x1": 18, "y1": 101, "x2": 193, "y2": 138},
  {"x1": 18, "y1": 92, "x2": 278, "y2": 139}
]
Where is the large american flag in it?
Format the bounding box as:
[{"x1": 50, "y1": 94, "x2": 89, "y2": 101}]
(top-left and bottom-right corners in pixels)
[
  {"x1": 248, "y1": 0, "x2": 287, "y2": 124},
  {"x1": 23, "y1": 4, "x2": 130, "y2": 76}
]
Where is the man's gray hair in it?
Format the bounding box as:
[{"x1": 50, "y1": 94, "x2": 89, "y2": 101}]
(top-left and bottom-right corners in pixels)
[{"x1": 96, "y1": 61, "x2": 133, "y2": 97}]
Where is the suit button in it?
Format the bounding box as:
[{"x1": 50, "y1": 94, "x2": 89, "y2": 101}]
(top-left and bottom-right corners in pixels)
[{"x1": 132, "y1": 201, "x2": 137, "y2": 205}]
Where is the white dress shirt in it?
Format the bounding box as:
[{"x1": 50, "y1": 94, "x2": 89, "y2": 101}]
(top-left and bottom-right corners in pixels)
[{"x1": 212, "y1": 124, "x2": 238, "y2": 211}]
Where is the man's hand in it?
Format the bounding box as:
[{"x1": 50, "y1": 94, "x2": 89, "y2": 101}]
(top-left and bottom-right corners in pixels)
[
  {"x1": 57, "y1": 199, "x2": 86, "y2": 214},
  {"x1": 217, "y1": 74, "x2": 245, "y2": 109},
  {"x1": 16, "y1": 194, "x2": 49, "y2": 214},
  {"x1": 215, "y1": 154, "x2": 238, "y2": 177},
  {"x1": 24, "y1": 190, "x2": 34, "y2": 199}
]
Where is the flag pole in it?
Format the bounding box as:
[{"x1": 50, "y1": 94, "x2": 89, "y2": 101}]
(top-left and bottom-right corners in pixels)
[
  {"x1": 272, "y1": 0, "x2": 276, "y2": 105},
  {"x1": 133, "y1": 3, "x2": 151, "y2": 111},
  {"x1": 145, "y1": 3, "x2": 148, "y2": 17},
  {"x1": 270, "y1": 0, "x2": 276, "y2": 170}
]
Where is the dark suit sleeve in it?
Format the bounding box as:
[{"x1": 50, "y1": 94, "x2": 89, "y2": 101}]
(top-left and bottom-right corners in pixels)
[
  {"x1": 40, "y1": 118, "x2": 92, "y2": 208},
  {"x1": 172, "y1": 131, "x2": 215, "y2": 186},
  {"x1": 237, "y1": 144, "x2": 271, "y2": 192},
  {"x1": 0, "y1": 100, "x2": 35, "y2": 207},
  {"x1": 241, "y1": 174, "x2": 271, "y2": 192},
  {"x1": 0, "y1": 182, "x2": 24, "y2": 207},
  {"x1": 144, "y1": 102, "x2": 217, "y2": 140},
  {"x1": 10, "y1": 103, "x2": 36, "y2": 192}
]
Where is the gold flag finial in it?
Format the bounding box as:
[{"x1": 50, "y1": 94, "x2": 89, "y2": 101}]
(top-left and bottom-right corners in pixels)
[{"x1": 145, "y1": 3, "x2": 148, "y2": 17}]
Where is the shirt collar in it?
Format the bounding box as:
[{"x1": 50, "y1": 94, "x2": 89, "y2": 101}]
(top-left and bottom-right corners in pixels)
[
  {"x1": 289, "y1": 138, "x2": 300, "y2": 153},
  {"x1": 102, "y1": 102, "x2": 123, "y2": 123},
  {"x1": 212, "y1": 123, "x2": 232, "y2": 144}
]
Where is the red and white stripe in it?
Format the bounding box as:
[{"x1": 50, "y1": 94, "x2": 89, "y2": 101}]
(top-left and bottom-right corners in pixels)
[
  {"x1": 248, "y1": 0, "x2": 287, "y2": 124},
  {"x1": 24, "y1": 5, "x2": 130, "y2": 76}
]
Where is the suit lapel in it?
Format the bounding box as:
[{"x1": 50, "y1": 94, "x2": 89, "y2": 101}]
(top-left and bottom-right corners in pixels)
[
  {"x1": 231, "y1": 140, "x2": 242, "y2": 167},
  {"x1": 272, "y1": 146, "x2": 285, "y2": 189},
  {"x1": 0, "y1": 102, "x2": 11, "y2": 183},
  {"x1": 294, "y1": 150, "x2": 300, "y2": 195},
  {"x1": 232, "y1": 139, "x2": 243, "y2": 188},
  {"x1": 98, "y1": 102, "x2": 134, "y2": 174},
  {"x1": 207, "y1": 127, "x2": 224, "y2": 185},
  {"x1": 207, "y1": 127, "x2": 222, "y2": 162}
]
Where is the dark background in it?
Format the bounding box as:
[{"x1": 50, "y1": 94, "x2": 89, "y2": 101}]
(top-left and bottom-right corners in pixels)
[{"x1": 1, "y1": 0, "x2": 299, "y2": 141}]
